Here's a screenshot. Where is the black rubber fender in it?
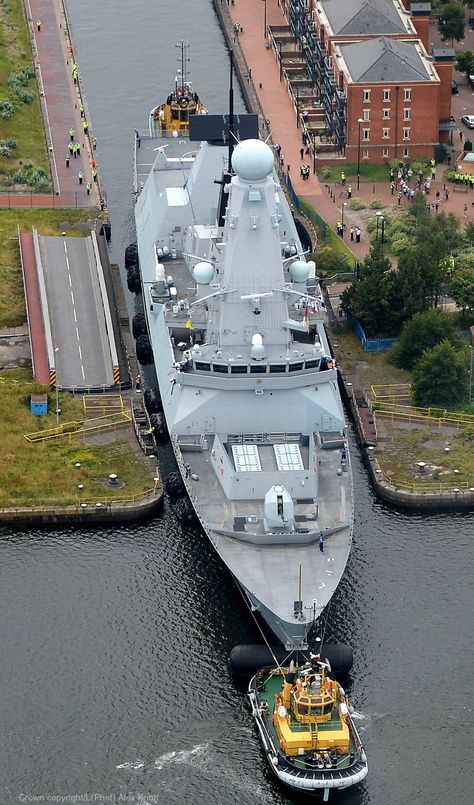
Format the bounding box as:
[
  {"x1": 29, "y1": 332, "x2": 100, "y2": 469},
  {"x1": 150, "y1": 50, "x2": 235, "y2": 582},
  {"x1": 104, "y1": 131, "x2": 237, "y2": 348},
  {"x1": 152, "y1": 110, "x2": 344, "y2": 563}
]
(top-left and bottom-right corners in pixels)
[
  {"x1": 229, "y1": 643, "x2": 353, "y2": 677},
  {"x1": 165, "y1": 470, "x2": 187, "y2": 499},
  {"x1": 136, "y1": 333, "x2": 153, "y2": 365},
  {"x1": 143, "y1": 387, "x2": 162, "y2": 414},
  {"x1": 125, "y1": 242, "x2": 138, "y2": 268}
]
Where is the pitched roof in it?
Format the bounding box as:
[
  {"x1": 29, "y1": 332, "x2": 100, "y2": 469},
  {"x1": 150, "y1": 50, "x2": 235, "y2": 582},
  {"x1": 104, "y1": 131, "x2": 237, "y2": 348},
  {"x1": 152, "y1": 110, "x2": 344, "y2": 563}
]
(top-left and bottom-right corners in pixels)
[
  {"x1": 320, "y1": 0, "x2": 408, "y2": 36},
  {"x1": 337, "y1": 37, "x2": 432, "y2": 83}
]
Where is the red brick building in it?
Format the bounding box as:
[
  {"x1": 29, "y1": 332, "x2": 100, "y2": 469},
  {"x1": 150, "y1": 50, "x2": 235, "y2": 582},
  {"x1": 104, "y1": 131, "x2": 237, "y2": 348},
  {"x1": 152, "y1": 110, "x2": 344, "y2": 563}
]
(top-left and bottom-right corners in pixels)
[{"x1": 286, "y1": 0, "x2": 454, "y2": 162}]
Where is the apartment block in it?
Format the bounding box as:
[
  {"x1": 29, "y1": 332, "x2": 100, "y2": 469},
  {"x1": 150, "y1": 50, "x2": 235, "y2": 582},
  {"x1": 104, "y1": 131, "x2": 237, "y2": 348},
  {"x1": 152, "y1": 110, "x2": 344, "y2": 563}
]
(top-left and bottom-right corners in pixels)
[{"x1": 285, "y1": 0, "x2": 454, "y2": 162}]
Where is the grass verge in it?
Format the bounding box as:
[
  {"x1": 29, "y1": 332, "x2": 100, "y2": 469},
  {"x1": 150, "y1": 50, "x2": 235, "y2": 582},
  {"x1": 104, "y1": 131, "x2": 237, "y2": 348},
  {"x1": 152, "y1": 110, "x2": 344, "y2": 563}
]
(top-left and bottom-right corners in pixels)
[
  {"x1": 0, "y1": 0, "x2": 49, "y2": 188},
  {"x1": 375, "y1": 424, "x2": 474, "y2": 487},
  {"x1": 0, "y1": 369, "x2": 155, "y2": 508}
]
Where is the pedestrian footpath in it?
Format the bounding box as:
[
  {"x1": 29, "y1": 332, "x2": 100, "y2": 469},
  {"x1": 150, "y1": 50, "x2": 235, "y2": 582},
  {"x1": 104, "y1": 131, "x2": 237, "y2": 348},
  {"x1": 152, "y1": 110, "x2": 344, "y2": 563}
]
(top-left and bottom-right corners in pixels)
[{"x1": 0, "y1": 0, "x2": 99, "y2": 208}]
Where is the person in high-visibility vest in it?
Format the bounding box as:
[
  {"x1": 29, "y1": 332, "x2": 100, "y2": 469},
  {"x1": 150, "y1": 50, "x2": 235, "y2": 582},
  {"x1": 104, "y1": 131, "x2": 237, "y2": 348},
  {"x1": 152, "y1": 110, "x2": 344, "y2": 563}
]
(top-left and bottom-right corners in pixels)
[{"x1": 78, "y1": 171, "x2": 83, "y2": 185}]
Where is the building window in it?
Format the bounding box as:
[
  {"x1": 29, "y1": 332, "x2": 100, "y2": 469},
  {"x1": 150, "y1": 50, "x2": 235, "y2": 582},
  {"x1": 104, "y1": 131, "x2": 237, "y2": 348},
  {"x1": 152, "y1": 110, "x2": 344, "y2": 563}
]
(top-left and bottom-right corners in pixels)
[
  {"x1": 382, "y1": 128, "x2": 390, "y2": 139},
  {"x1": 383, "y1": 89, "x2": 391, "y2": 102},
  {"x1": 403, "y1": 127, "x2": 410, "y2": 140},
  {"x1": 383, "y1": 108, "x2": 390, "y2": 119},
  {"x1": 362, "y1": 128, "x2": 370, "y2": 141},
  {"x1": 363, "y1": 109, "x2": 370, "y2": 122},
  {"x1": 383, "y1": 148, "x2": 389, "y2": 158},
  {"x1": 403, "y1": 148, "x2": 409, "y2": 158},
  {"x1": 404, "y1": 88, "x2": 411, "y2": 101},
  {"x1": 403, "y1": 108, "x2": 411, "y2": 121},
  {"x1": 362, "y1": 149, "x2": 369, "y2": 159},
  {"x1": 363, "y1": 89, "x2": 371, "y2": 102}
]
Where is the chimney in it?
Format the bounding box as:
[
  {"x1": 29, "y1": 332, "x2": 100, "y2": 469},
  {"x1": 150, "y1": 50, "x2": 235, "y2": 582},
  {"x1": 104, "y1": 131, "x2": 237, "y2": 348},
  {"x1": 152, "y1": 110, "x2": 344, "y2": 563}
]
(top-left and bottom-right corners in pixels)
[{"x1": 410, "y1": 3, "x2": 431, "y2": 52}]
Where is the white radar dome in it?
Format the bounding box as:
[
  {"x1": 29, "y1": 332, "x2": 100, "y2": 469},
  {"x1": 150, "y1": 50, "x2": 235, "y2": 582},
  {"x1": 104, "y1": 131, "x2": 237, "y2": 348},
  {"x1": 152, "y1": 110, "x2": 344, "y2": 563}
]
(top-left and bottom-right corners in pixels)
[
  {"x1": 290, "y1": 260, "x2": 310, "y2": 283},
  {"x1": 232, "y1": 139, "x2": 274, "y2": 181},
  {"x1": 193, "y1": 261, "x2": 214, "y2": 285}
]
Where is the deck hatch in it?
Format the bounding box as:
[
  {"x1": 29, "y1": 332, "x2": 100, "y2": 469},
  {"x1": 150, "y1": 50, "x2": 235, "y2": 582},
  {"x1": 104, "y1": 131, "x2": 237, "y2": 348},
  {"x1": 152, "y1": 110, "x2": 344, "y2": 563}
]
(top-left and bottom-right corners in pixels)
[
  {"x1": 232, "y1": 444, "x2": 262, "y2": 472},
  {"x1": 273, "y1": 443, "x2": 304, "y2": 471}
]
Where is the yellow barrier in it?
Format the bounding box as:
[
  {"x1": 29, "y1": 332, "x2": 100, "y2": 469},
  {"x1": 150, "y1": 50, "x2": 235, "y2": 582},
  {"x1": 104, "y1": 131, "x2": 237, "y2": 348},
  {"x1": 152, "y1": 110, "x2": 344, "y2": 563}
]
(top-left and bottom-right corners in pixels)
[
  {"x1": 24, "y1": 411, "x2": 132, "y2": 442},
  {"x1": 372, "y1": 402, "x2": 474, "y2": 428},
  {"x1": 0, "y1": 486, "x2": 161, "y2": 512},
  {"x1": 82, "y1": 394, "x2": 125, "y2": 416},
  {"x1": 374, "y1": 465, "x2": 473, "y2": 494},
  {"x1": 371, "y1": 383, "x2": 412, "y2": 402}
]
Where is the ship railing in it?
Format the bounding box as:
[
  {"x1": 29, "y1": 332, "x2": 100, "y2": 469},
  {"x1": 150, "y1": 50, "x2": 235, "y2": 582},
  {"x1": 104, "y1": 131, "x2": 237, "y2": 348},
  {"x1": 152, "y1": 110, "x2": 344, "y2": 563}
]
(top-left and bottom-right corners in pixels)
[
  {"x1": 171, "y1": 434, "x2": 211, "y2": 531},
  {"x1": 228, "y1": 432, "x2": 301, "y2": 444}
]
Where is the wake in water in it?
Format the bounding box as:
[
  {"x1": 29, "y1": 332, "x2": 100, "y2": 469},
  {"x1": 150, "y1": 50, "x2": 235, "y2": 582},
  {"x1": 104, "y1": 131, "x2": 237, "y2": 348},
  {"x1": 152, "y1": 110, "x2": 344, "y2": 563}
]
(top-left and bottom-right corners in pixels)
[
  {"x1": 115, "y1": 759, "x2": 145, "y2": 770},
  {"x1": 154, "y1": 742, "x2": 208, "y2": 770}
]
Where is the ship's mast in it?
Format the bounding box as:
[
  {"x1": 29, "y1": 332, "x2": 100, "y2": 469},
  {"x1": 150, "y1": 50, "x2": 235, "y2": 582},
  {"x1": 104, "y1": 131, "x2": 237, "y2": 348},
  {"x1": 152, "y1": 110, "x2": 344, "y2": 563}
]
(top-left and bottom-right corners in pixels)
[{"x1": 176, "y1": 40, "x2": 189, "y2": 94}]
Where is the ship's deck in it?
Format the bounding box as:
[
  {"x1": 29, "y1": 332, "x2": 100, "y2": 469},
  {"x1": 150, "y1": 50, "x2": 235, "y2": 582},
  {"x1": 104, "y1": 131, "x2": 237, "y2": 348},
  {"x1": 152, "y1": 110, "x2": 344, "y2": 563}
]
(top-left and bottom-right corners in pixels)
[{"x1": 177, "y1": 437, "x2": 350, "y2": 536}]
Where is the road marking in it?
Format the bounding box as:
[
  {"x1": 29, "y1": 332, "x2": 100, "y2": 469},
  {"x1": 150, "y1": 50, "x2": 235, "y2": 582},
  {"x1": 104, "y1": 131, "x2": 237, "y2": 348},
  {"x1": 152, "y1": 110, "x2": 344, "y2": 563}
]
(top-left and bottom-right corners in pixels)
[
  {"x1": 68, "y1": 274, "x2": 72, "y2": 287},
  {"x1": 81, "y1": 364, "x2": 85, "y2": 380},
  {"x1": 75, "y1": 326, "x2": 80, "y2": 341},
  {"x1": 70, "y1": 291, "x2": 75, "y2": 306},
  {"x1": 78, "y1": 345, "x2": 82, "y2": 360},
  {"x1": 73, "y1": 309, "x2": 77, "y2": 322}
]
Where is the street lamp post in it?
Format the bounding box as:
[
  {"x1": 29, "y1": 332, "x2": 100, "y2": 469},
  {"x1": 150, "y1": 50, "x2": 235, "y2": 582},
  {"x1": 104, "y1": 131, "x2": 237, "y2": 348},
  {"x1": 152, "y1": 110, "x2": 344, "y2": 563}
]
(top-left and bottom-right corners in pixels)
[
  {"x1": 54, "y1": 346, "x2": 61, "y2": 425},
  {"x1": 262, "y1": 0, "x2": 267, "y2": 39},
  {"x1": 357, "y1": 117, "x2": 363, "y2": 192},
  {"x1": 312, "y1": 130, "x2": 317, "y2": 175},
  {"x1": 376, "y1": 211, "x2": 385, "y2": 244},
  {"x1": 341, "y1": 202, "x2": 347, "y2": 237},
  {"x1": 470, "y1": 344, "x2": 473, "y2": 404}
]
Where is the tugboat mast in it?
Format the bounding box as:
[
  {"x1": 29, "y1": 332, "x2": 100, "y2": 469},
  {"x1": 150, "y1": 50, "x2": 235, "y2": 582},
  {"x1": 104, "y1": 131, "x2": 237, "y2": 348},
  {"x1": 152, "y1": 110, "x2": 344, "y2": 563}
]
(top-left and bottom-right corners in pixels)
[{"x1": 176, "y1": 40, "x2": 190, "y2": 94}]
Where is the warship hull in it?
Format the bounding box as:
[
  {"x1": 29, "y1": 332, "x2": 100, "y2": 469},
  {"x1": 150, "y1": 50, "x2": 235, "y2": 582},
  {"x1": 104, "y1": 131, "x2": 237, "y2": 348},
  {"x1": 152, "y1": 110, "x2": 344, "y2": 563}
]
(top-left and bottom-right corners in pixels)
[{"x1": 133, "y1": 123, "x2": 353, "y2": 650}]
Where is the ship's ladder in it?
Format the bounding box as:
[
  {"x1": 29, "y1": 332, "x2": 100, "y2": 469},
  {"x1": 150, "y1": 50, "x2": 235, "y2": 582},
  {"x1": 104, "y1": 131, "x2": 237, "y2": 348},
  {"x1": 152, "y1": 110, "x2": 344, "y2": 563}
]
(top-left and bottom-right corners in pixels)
[{"x1": 310, "y1": 722, "x2": 318, "y2": 749}]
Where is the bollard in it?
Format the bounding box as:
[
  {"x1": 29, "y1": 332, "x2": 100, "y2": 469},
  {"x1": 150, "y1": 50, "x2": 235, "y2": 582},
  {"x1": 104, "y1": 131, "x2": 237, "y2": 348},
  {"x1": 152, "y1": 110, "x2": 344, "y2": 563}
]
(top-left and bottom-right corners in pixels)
[{"x1": 108, "y1": 473, "x2": 118, "y2": 486}]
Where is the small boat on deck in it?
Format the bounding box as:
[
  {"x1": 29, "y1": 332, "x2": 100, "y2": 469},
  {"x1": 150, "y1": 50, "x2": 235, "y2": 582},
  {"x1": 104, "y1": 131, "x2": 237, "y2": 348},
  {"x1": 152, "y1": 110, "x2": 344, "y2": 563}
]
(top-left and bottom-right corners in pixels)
[{"x1": 248, "y1": 655, "x2": 367, "y2": 799}]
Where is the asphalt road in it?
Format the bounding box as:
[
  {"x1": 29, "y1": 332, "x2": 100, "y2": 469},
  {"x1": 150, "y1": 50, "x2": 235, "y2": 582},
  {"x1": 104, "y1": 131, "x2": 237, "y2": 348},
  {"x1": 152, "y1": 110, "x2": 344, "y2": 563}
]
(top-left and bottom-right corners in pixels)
[{"x1": 40, "y1": 235, "x2": 114, "y2": 388}]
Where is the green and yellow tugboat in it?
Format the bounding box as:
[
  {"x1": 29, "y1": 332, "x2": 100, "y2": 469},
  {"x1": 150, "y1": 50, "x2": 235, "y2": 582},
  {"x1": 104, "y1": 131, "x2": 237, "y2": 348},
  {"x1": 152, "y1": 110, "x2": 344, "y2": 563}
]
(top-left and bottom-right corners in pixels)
[
  {"x1": 248, "y1": 655, "x2": 368, "y2": 799},
  {"x1": 149, "y1": 40, "x2": 206, "y2": 137}
]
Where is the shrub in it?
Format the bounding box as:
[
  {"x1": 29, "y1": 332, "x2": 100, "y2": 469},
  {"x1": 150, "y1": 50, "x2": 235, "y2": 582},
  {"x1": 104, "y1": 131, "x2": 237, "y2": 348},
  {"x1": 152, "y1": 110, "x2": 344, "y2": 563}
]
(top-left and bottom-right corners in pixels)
[
  {"x1": 316, "y1": 246, "x2": 351, "y2": 276},
  {"x1": 0, "y1": 100, "x2": 14, "y2": 119},
  {"x1": 348, "y1": 198, "x2": 365, "y2": 210},
  {"x1": 320, "y1": 167, "x2": 333, "y2": 180},
  {"x1": 13, "y1": 170, "x2": 26, "y2": 183},
  {"x1": 14, "y1": 88, "x2": 34, "y2": 104},
  {"x1": 0, "y1": 145, "x2": 11, "y2": 157},
  {"x1": 370, "y1": 199, "x2": 385, "y2": 209},
  {"x1": 4, "y1": 138, "x2": 17, "y2": 149}
]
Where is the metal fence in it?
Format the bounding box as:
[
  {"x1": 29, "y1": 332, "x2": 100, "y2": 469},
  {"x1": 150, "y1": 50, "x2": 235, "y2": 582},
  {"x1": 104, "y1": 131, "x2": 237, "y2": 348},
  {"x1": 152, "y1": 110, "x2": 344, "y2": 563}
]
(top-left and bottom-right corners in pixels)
[{"x1": 346, "y1": 312, "x2": 397, "y2": 353}]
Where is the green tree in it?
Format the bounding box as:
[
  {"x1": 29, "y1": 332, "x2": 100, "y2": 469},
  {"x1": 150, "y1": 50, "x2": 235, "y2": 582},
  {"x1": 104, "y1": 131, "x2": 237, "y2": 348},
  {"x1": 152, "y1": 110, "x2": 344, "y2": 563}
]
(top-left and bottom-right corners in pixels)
[
  {"x1": 339, "y1": 243, "x2": 396, "y2": 335},
  {"x1": 390, "y1": 309, "x2": 457, "y2": 369},
  {"x1": 455, "y1": 50, "x2": 474, "y2": 80},
  {"x1": 395, "y1": 248, "x2": 431, "y2": 321},
  {"x1": 410, "y1": 210, "x2": 461, "y2": 306},
  {"x1": 412, "y1": 340, "x2": 469, "y2": 407},
  {"x1": 449, "y1": 267, "x2": 474, "y2": 312},
  {"x1": 438, "y1": 2, "x2": 466, "y2": 44}
]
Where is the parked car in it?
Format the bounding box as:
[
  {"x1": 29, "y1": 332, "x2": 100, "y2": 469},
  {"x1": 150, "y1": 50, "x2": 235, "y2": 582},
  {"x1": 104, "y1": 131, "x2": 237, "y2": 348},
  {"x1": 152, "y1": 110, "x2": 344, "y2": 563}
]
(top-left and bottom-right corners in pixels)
[
  {"x1": 451, "y1": 79, "x2": 458, "y2": 94},
  {"x1": 461, "y1": 114, "x2": 474, "y2": 128},
  {"x1": 469, "y1": 74, "x2": 474, "y2": 88}
]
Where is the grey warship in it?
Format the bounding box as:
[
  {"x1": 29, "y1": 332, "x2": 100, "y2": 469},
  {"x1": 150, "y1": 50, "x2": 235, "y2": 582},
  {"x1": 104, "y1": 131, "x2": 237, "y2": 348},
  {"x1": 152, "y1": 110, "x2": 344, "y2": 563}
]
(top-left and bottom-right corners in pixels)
[{"x1": 133, "y1": 78, "x2": 353, "y2": 650}]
